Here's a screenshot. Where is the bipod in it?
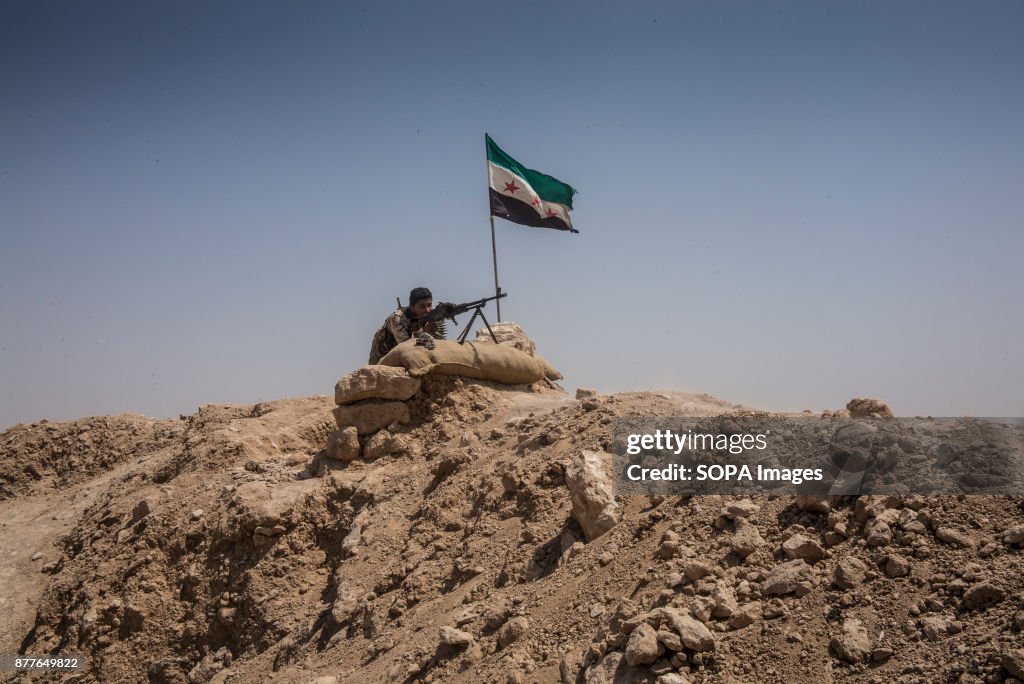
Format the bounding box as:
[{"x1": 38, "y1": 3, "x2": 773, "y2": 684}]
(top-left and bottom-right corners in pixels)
[{"x1": 457, "y1": 306, "x2": 498, "y2": 344}]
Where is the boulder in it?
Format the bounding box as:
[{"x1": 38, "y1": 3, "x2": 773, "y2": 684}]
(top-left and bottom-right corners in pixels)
[
  {"x1": 1002, "y1": 650, "x2": 1024, "y2": 680},
  {"x1": 655, "y1": 607, "x2": 715, "y2": 652},
  {"x1": 920, "y1": 615, "x2": 954, "y2": 642},
  {"x1": 624, "y1": 622, "x2": 660, "y2": 666},
  {"x1": 782, "y1": 534, "x2": 825, "y2": 564},
  {"x1": 727, "y1": 499, "x2": 760, "y2": 519},
  {"x1": 326, "y1": 427, "x2": 360, "y2": 461},
  {"x1": 961, "y1": 582, "x2": 1005, "y2": 610},
  {"x1": 474, "y1": 321, "x2": 536, "y2": 354},
  {"x1": 833, "y1": 556, "x2": 868, "y2": 589},
  {"x1": 730, "y1": 519, "x2": 765, "y2": 559},
  {"x1": 497, "y1": 616, "x2": 529, "y2": 649},
  {"x1": 332, "y1": 401, "x2": 410, "y2": 435},
  {"x1": 831, "y1": 618, "x2": 871, "y2": 663},
  {"x1": 331, "y1": 587, "x2": 360, "y2": 625},
  {"x1": 710, "y1": 586, "x2": 739, "y2": 619},
  {"x1": 763, "y1": 559, "x2": 812, "y2": 596},
  {"x1": 846, "y1": 398, "x2": 894, "y2": 418},
  {"x1": 335, "y1": 366, "x2": 421, "y2": 405},
  {"x1": 439, "y1": 626, "x2": 474, "y2": 647},
  {"x1": 565, "y1": 450, "x2": 620, "y2": 541},
  {"x1": 935, "y1": 527, "x2": 974, "y2": 548},
  {"x1": 1003, "y1": 526, "x2": 1024, "y2": 546},
  {"x1": 362, "y1": 430, "x2": 411, "y2": 460},
  {"x1": 884, "y1": 554, "x2": 911, "y2": 578}
]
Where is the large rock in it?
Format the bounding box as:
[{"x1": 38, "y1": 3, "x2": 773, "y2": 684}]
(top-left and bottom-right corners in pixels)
[
  {"x1": 935, "y1": 527, "x2": 974, "y2": 548},
  {"x1": 655, "y1": 607, "x2": 716, "y2": 652},
  {"x1": 362, "y1": 430, "x2": 411, "y2": 460},
  {"x1": 335, "y1": 366, "x2": 421, "y2": 405},
  {"x1": 831, "y1": 618, "x2": 871, "y2": 663},
  {"x1": 624, "y1": 622, "x2": 660, "y2": 666},
  {"x1": 763, "y1": 559, "x2": 812, "y2": 596},
  {"x1": 497, "y1": 616, "x2": 529, "y2": 649},
  {"x1": 585, "y1": 652, "x2": 623, "y2": 684},
  {"x1": 439, "y1": 626, "x2": 474, "y2": 647},
  {"x1": 833, "y1": 556, "x2": 868, "y2": 590},
  {"x1": 330, "y1": 587, "x2": 360, "y2": 625},
  {"x1": 846, "y1": 398, "x2": 893, "y2": 418},
  {"x1": 961, "y1": 582, "x2": 1005, "y2": 610},
  {"x1": 566, "y1": 450, "x2": 620, "y2": 542},
  {"x1": 1002, "y1": 650, "x2": 1024, "y2": 679},
  {"x1": 782, "y1": 534, "x2": 825, "y2": 564},
  {"x1": 474, "y1": 320, "x2": 536, "y2": 355},
  {"x1": 730, "y1": 519, "x2": 765, "y2": 559},
  {"x1": 332, "y1": 401, "x2": 410, "y2": 435},
  {"x1": 326, "y1": 427, "x2": 360, "y2": 461}
]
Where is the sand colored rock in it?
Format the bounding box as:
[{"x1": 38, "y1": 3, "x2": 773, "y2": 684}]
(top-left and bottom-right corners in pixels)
[
  {"x1": 334, "y1": 365, "x2": 421, "y2": 405},
  {"x1": 565, "y1": 450, "x2": 620, "y2": 541},
  {"x1": 474, "y1": 320, "x2": 537, "y2": 354},
  {"x1": 834, "y1": 556, "x2": 868, "y2": 589},
  {"x1": 332, "y1": 401, "x2": 410, "y2": 434},
  {"x1": 763, "y1": 559, "x2": 812, "y2": 595},
  {"x1": 831, "y1": 618, "x2": 871, "y2": 663},
  {"x1": 326, "y1": 427, "x2": 360, "y2": 461},
  {"x1": 846, "y1": 397, "x2": 894, "y2": 418},
  {"x1": 624, "y1": 622, "x2": 659, "y2": 665}
]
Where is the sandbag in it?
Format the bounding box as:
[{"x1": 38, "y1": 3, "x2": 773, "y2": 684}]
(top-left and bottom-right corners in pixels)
[
  {"x1": 533, "y1": 353, "x2": 563, "y2": 381},
  {"x1": 473, "y1": 321, "x2": 562, "y2": 380},
  {"x1": 378, "y1": 339, "x2": 546, "y2": 385}
]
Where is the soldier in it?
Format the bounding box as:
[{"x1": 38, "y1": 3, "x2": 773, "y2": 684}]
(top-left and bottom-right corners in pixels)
[{"x1": 368, "y1": 287, "x2": 446, "y2": 364}]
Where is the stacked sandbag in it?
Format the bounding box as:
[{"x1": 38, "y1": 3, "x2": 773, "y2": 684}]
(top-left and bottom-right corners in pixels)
[
  {"x1": 378, "y1": 338, "x2": 547, "y2": 385},
  {"x1": 326, "y1": 366, "x2": 421, "y2": 461},
  {"x1": 473, "y1": 320, "x2": 562, "y2": 381}
]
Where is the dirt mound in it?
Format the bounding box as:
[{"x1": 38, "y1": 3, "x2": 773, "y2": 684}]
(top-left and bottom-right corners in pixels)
[
  {"x1": 1, "y1": 384, "x2": 1022, "y2": 684},
  {"x1": 0, "y1": 414, "x2": 184, "y2": 500}
]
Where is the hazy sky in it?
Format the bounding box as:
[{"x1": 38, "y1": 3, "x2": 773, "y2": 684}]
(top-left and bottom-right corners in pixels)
[{"x1": 2, "y1": 0, "x2": 1022, "y2": 429}]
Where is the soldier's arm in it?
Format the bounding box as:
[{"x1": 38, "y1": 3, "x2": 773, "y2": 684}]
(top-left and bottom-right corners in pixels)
[{"x1": 387, "y1": 312, "x2": 413, "y2": 345}]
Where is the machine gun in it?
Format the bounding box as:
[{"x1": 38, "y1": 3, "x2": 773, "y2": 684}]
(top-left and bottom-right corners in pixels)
[{"x1": 421, "y1": 293, "x2": 507, "y2": 344}]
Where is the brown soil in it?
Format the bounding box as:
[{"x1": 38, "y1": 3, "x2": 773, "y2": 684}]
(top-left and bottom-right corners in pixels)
[{"x1": 1, "y1": 381, "x2": 1021, "y2": 684}]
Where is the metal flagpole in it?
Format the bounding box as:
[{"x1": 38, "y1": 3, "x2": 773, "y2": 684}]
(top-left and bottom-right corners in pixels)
[
  {"x1": 489, "y1": 216, "x2": 501, "y2": 321},
  {"x1": 486, "y1": 134, "x2": 502, "y2": 321}
]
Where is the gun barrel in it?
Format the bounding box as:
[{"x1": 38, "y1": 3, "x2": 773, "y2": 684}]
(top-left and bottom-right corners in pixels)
[{"x1": 461, "y1": 293, "x2": 507, "y2": 308}]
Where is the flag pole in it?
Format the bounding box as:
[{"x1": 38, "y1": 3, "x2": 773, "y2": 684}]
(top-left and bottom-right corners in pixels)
[
  {"x1": 489, "y1": 215, "x2": 501, "y2": 321},
  {"x1": 485, "y1": 133, "x2": 502, "y2": 321}
]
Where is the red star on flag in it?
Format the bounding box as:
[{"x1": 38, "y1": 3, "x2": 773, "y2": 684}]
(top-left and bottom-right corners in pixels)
[
  {"x1": 504, "y1": 180, "x2": 519, "y2": 193},
  {"x1": 532, "y1": 197, "x2": 540, "y2": 207},
  {"x1": 545, "y1": 208, "x2": 556, "y2": 218}
]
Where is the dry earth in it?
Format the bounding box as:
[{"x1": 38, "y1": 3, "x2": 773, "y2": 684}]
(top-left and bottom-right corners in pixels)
[{"x1": 1, "y1": 379, "x2": 1022, "y2": 684}]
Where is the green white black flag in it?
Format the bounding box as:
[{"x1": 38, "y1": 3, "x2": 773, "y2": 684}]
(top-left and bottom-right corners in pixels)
[{"x1": 486, "y1": 134, "x2": 578, "y2": 233}]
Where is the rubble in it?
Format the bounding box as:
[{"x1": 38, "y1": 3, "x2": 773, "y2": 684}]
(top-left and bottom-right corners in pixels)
[{"x1": 2, "y1": 374, "x2": 1022, "y2": 684}]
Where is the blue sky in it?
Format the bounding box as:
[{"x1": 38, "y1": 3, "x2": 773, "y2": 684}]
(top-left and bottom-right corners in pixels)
[{"x1": 2, "y1": 0, "x2": 1022, "y2": 428}]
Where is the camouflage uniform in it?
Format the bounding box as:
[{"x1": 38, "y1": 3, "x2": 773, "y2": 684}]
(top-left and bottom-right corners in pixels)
[{"x1": 368, "y1": 308, "x2": 446, "y2": 364}]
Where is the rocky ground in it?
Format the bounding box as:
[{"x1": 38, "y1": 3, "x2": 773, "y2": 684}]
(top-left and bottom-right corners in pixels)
[{"x1": 1, "y1": 376, "x2": 1022, "y2": 684}]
